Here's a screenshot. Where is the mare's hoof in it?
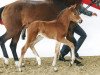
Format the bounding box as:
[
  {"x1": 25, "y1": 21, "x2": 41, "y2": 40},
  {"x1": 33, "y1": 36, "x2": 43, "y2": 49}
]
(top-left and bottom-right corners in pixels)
[
  {"x1": 3, "y1": 57, "x2": 9, "y2": 65},
  {"x1": 76, "y1": 63, "x2": 84, "y2": 66}
]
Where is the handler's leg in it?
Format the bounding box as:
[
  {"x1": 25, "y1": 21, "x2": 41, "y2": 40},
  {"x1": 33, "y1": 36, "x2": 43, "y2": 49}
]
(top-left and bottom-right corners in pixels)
[
  {"x1": 59, "y1": 45, "x2": 70, "y2": 61},
  {"x1": 59, "y1": 36, "x2": 83, "y2": 66},
  {"x1": 74, "y1": 25, "x2": 87, "y2": 59}
]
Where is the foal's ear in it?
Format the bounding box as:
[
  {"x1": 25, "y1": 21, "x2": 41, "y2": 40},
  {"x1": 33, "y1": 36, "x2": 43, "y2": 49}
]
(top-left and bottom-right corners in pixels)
[{"x1": 69, "y1": 4, "x2": 76, "y2": 9}]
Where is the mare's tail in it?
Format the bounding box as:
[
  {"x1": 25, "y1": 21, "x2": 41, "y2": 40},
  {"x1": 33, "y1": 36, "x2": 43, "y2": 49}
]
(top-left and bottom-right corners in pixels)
[
  {"x1": 0, "y1": 19, "x2": 3, "y2": 24},
  {"x1": 0, "y1": 6, "x2": 5, "y2": 24}
]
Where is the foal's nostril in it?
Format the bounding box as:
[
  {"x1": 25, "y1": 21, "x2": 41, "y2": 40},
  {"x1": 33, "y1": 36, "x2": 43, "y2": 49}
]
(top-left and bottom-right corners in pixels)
[{"x1": 79, "y1": 19, "x2": 83, "y2": 23}]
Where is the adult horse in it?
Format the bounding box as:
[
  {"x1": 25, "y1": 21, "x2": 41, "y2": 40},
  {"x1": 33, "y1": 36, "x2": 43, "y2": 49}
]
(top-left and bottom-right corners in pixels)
[{"x1": 1, "y1": 0, "x2": 80, "y2": 66}]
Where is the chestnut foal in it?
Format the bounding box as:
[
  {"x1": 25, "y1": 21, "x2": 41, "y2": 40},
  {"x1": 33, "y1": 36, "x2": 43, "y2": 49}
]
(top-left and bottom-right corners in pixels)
[{"x1": 18, "y1": 5, "x2": 82, "y2": 71}]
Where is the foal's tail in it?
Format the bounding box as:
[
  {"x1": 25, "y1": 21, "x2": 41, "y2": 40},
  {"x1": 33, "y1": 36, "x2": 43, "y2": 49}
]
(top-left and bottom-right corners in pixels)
[{"x1": 21, "y1": 28, "x2": 26, "y2": 40}]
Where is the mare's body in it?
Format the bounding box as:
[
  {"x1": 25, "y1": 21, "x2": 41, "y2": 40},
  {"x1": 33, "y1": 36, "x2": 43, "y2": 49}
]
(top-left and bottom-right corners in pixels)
[{"x1": 1, "y1": 0, "x2": 80, "y2": 66}]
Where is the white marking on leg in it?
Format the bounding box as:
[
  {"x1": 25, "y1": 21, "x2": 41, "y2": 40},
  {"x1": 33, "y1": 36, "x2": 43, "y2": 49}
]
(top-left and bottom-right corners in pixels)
[
  {"x1": 18, "y1": 55, "x2": 24, "y2": 72},
  {"x1": 15, "y1": 61, "x2": 19, "y2": 67},
  {"x1": 3, "y1": 57, "x2": 9, "y2": 65},
  {"x1": 52, "y1": 53, "x2": 57, "y2": 67},
  {"x1": 52, "y1": 41, "x2": 60, "y2": 71},
  {"x1": 18, "y1": 44, "x2": 28, "y2": 72},
  {"x1": 33, "y1": 50, "x2": 41, "y2": 66},
  {"x1": 70, "y1": 48, "x2": 75, "y2": 65}
]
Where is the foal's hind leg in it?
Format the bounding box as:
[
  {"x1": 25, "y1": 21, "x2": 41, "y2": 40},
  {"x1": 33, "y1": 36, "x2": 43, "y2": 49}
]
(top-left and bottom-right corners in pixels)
[
  {"x1": 18, "y1": 35, "x2": 39, "y2": 71},
  {"x1": 18, "y1": 42, "x2": 30, "y2": 72},
  {"x1": 10, "y1": 32, "x2": 21, "y2": 67},
  {"x1": 30, "y1": 35, "x2": 44, "y2": 66}
]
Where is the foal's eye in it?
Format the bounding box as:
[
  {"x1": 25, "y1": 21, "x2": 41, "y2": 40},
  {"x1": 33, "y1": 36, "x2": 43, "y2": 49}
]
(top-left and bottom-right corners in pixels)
[{"x1": 73, "y1": 13, "x2": 76, "y2": 15}]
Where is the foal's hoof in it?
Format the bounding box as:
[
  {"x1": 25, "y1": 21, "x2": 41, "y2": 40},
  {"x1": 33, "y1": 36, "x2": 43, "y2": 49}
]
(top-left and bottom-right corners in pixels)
[
  {"x1": 53, "y1": 67, "x2": 58, "y2": 72},
  {"x1": 18, "y1": 68, "x2": 22, "y2": 72},
  {"x1": 69, "y1": 63, "x2": 72, "y2": 67},
  {"x1": 37, "y1": 65, "x2": 42, "y2": 68},
  {"x1": 22, "y1": 63, "x2": 25, "y2": 67}
]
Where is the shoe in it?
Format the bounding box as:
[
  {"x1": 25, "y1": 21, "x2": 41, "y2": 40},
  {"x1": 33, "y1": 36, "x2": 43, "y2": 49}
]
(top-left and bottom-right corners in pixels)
[
  {"x1": 76, "y1": 56, "x2": 83, "y2": 60},
  {"x1": 74, "y1": 59, "x2": 81, "y2": 64},
  {"x1": 74, "y1": 59, "x2": 84, "y2": 66},
  {"x1": 59, "y1": 54, "x2": 66, "y2": 62},
  {"x1": 75, "y1": 53, "x2": 83, "y2": 60}
]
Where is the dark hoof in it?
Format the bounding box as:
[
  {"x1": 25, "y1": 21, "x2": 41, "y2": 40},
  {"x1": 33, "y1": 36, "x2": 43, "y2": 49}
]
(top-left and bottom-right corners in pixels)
[
  {"x1": 76, "y1": 63, "x2": 84, "y2": 66},
  {"x1": 74, "y1": 59, "x2": 84, "y2": 66},
  {"x1": 59, "y1": 55, "x2": 66, "y2": 62},
  {"x1": 76, "y1": 56, "x2": 83, "y2": 60}
]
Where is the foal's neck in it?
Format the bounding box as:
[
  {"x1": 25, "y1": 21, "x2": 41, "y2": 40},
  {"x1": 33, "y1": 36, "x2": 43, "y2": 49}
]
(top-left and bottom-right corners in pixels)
[{"x1": 57, "y1": 9, "x2": 70, "y2": 28}]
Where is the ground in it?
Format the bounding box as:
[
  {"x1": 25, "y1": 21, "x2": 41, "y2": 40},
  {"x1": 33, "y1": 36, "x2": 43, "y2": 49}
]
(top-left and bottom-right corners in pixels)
[{"x1": 0, "y1": 56, "x2": 100, "y2": 75}]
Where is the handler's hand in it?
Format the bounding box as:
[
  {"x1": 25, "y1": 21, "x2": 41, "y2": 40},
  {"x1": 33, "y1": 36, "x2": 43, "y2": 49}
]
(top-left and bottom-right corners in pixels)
[{"x1": 92, "y1": 13, "x2": 97, "y2": 16}]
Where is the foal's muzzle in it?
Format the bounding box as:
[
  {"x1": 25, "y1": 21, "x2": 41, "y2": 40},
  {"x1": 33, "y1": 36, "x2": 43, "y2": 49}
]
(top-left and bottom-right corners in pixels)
[{"x1": 78, "y1": 19, "x2": 83, "y2": 24}]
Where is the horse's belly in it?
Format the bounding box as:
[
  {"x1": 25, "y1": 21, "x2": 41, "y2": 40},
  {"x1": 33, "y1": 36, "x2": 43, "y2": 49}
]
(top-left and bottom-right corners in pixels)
[{"x1": 38, "y1": 32, "x2": 56, "y2": 40}]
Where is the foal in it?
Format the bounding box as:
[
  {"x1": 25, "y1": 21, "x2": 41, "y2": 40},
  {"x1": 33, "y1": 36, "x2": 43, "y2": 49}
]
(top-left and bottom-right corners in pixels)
[{"x1": 18, "y1": 5, "x2": 82, "y2": 71}]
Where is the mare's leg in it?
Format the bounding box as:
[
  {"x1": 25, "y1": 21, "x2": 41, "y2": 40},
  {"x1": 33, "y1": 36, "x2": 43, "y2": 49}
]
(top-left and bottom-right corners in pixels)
[
  {"x1": 21, "y1": 28, "x2": 26, "y2": 40},
  {"x1": 52, "y1": 41, "x2": 61, "y2": 71},
  {"x1": 30, "y1": 35, "x2": 43, "y2": 66},
  {"x1": 60, "y1": 38, "x2": 75, "y2": 65},
  {"x1": 0, "y1": 32, "x2": 13, "y2": 65},
  {"x1": 10, "y1": 32, "x2": 21, "y2": 66},
  {"x1": 1, "y1": 44, "x2": 9, "y2": 64}
]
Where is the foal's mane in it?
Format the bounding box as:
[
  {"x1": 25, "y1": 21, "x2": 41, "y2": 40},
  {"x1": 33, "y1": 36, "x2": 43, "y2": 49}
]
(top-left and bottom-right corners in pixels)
[{"x1": 56, "y1": 7, "x2": 69, "y2": 19}]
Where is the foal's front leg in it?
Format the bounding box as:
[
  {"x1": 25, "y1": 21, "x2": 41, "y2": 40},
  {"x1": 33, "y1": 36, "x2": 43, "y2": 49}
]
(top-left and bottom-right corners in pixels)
[
  {"x1": 60, "y1": 38, "x2": 75, "y2": 65},
  {"x1": 30, "y1": 35, "x2": 43, "y2": 66},
  {"x1": 52, "y1": 41, "x2": 61, "y2": 71}
]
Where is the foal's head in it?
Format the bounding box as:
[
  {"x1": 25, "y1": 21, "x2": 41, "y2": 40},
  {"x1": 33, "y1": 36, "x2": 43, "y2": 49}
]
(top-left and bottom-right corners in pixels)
[
  {"x1": 60, "y1": 4, "x2": 82, "y2": 24},
  {"x1": 67, "y1": 4, "x2": 83, "y2": 23}
]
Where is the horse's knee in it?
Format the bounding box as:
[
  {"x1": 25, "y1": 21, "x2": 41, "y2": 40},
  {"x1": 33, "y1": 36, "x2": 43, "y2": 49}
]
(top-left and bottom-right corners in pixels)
[
  {"x1": 10, "y1": 41, "x2": 17, "y2": 50},
  {"x1": 0, "y1": 37, "x2": 4, "y2": 45}
]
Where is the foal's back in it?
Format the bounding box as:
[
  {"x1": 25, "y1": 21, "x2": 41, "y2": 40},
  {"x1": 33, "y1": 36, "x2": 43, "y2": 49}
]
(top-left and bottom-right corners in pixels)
[{"x1": 28, "y1": 18, "x2": 66, "y2": 40}]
